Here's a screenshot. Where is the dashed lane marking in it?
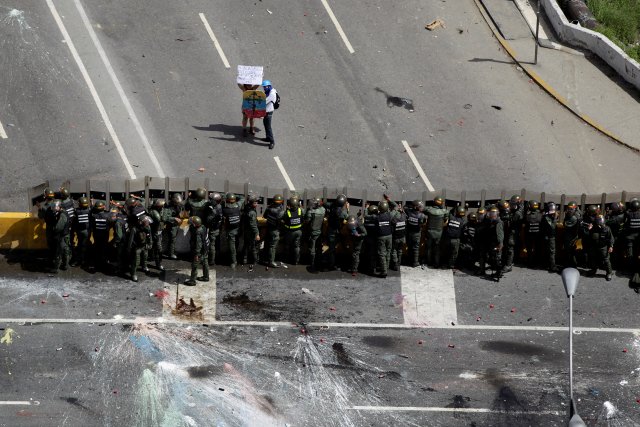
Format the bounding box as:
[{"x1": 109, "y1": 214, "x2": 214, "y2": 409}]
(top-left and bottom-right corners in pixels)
[
  {"x1": 402, "y1": 140, "x2": 435, "y2": 192},
  {"x1": 400, "y1": 266, "x2": 457, "y2": 327},
  {"x1": 74, "y1": 0, "x2": 166, "y2": 177},
  {"x1": 274, "y1": 156, "x2": 296, "y2": 191},
  {"x1": 46, "y1": 0, "x2": 136, "y2": 179},
  {"x1": 0, "y1": 401, "x2": 40, "y2": 406},
  {"x1": 0, "y1": 119, "x2": 7, "y2": 139},
  {"x1": 320, "y1": 0, "x2": 355, "y2": 54},
  {"x1": 199, "y1": 13, "x2": 231, "y2": 69}
]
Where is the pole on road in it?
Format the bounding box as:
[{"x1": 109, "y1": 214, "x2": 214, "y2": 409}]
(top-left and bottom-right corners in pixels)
[{"x1": 561, "y1": 268, "x2": 586, "y2": 427}]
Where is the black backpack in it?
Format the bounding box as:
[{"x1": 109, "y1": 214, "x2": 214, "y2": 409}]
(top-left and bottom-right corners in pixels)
[{"x1": 274, "y1": 92, "x2": 281, "y2": 109}]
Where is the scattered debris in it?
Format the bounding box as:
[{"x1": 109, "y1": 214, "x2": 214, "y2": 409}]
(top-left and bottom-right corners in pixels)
[
  {"x1": 198, "y1": 167, "x2": 205, "y2": 172},
  {"x1": 476, "y1": 316, "x2": 481, "y2": 322},
  {"x1": 457, "y1": 28, "x2": 464, "y2": 34},
  {"x1": 154, "y1": 289, "x2": 170, "y2": 299},
  {"x1": 511, "y1": 308, "x2": 516, "y2": 313},
  {"x1": 491, "y1": 105, "x2": 502, "y2": 110},
  {"x1": 40, "y1": 299, "x2": 46, "y2": 304},
  {"x1": 267, "y1": 9, "x2": 272, "y2": 14},
  {"x1": 298, "y1": 125, "x2": 305, "y2": 128},
  {"x1": 329, "y1": 307, "x2": 336, "y2": 311},
  {"x1": 112, "y1": 389, "x2": 119, "y2": 395},
  {"x1": 1, "y1": 329, "x2": 15, "y2": 345},
  {"x1": 464, "y1": 104, "x2": 472, "y2": 109},
  {"x1": 398, "y1": 354, "x2": 410, "y2": 359},
  {"x1": 62, "y1": 293, "x2": 69, "y2": 298},
  {"x1": 418, "y1": 340, "x2": 424, "y2": 345},
  {"x1": 172, "y1": 297, "x2": 203, "y2": 317},
  {"x1": 589, "y1": 387, "x2": 600, "y2": 397},
  {"x1": 56, "y1": 348, "x2": 62, "y2": 351},
  {"x1": 448, "y1": 344, "x2": 455, "y2": 348},
  {"x1": 425, "y1": 18, "x2": 446, "y2": 31},
  {"x1": 489, "y1": 304, "x2": 495, "y2": 309},
  {"x1": 623, "y1": 348, "x2": 628, "y2": 353},
  {"x1": 620, "y1": 379, "x2": 628, "y2": 386},
  {"x1": 94, "y1": 347, "x2": 100, "y2": 352}
]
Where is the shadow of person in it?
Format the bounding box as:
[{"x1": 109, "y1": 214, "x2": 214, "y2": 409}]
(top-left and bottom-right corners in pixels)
[
  {"x1": 192, "y1": 123, "x2": 271, "y2": 148},
  {"x1": 0, "y1": 217, "x2": 48, "y2": 272}
]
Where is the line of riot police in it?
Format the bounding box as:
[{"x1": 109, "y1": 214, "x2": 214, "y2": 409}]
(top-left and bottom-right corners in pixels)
[{"x1": 35, "y1": 187, "x2": 640, "y2": 286}]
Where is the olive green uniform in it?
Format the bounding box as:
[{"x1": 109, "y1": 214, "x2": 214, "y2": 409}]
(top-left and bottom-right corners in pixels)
[
  {"x1": 347, "y1": 218, "x2": 367, "y2": 273},
  {"x1": 405, "y1": 208, "x2": 426, "y2": 267},
  {"x1": 222, "y1": 196, "x2": 244, "y2": 267},
  {"x1": 304, "y1": 206, "x2": 326, "y2": 269},
  {"x1": 563, "y1": 210, "x2": 582, "y2": 268},
  {"x1": 264, "y1": 204, "x2": 284, "y2": 265},
  {"x1": 189, "y1": 225, "x2": 210, "y2": 282},
  {"x1": 45, "y1": 209, "x2": 69, "y2": 272},
  {"x1": 424, "y1": 205, "x2": 448, "y2": 267},
  {"x1": 242, "y1": 205, "x2": 260, "y2": 265},
  {"x1": 166, "y1": 200, "x2": 184, "y2": 258},
  {"x1": 128, "y1": 224, "x2": 151, "y2": 279},
  {"x1": 376, "y1": 210, "x2": 393, "y2": 276},
  {"x1": 588, "y1": 224, "x2": 614, "y2": 276},
  {"x1": 283, "y1": 206, "x2": 303, "y2": 264},
  {"x1": 540, "y1": 214, "x2": 558, "y2": 271},
  {"x1": 111, "y1": 213, "x2": 128, "y2": 274}
]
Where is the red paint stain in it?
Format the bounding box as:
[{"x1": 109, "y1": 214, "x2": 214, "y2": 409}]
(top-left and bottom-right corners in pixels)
[{"x1": 154, "y1": 290, "x2": 170, "y2": 299}]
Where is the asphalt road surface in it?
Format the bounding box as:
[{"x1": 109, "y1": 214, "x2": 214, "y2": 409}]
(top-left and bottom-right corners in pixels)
[
  {"x1": 0, "y1": 256, "x2": 639, "y2": 426},
  {"x1": 1, "y1": 0, "x2": 640, "y2": 211}
]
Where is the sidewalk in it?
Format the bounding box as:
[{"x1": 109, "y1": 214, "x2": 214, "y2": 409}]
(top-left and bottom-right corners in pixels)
[{"x1": 477, "y1": 0, "x2": 640, "y2": 151}]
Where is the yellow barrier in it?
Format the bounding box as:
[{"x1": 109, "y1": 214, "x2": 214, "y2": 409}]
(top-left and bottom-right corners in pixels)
[{"x1": 0, "y1": 213, "x2": 47, "y2": 250}]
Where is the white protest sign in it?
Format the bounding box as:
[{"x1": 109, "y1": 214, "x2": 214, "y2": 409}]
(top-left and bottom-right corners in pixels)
[{"x1": 237, "y1": 65, "x2": 264, "y2": 85}]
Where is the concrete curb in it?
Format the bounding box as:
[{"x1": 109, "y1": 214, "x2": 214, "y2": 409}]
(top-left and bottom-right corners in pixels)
[{"x1": 473, "y1": 0, "x2": 637, "y2": 153}]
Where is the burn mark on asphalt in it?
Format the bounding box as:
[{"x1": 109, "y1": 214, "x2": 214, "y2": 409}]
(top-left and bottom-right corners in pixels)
[
  {"x1": 446, "y1": 395, "x2": 471, "y2": 409},
  {"x1": 332, "y1": 342, "x2": 353, "y2": 366},
  {"x1": 479, "y1": 340, "x2": 561, "y2": 361},
  {"x1": 222, "y1": 293, "x2": 266, "y2": 311},
  {"x1": 61, "y1": 397, "x2": 91, "y2": 412},
  {"x1": 186, "y1": 365, "x2": 221, "y2": 378},
  {"x1": 492, "y1": 386, "x2": 527, "y2": 412},
  {"x1": 361, "y1": 335, "x2": 397, "y2": 348}
]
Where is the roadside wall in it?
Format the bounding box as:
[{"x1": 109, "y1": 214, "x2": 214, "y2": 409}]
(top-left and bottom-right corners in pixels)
[{"x1": 542, "y1": 0, "x2": 640, "y2": 91}]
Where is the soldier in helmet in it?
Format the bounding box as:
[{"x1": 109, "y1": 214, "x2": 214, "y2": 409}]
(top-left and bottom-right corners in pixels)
[
  {"x1": 524, "y1": 200, "x2": 542, "y2": 267},
  {"x1": 283, "y1": 196, "x2": 303, "y2": 265},
  {"x1": 221, "y1": 192, "x2": 245, "y2": 268},
  {"x1": 149, "y1": 199, "x2": 170, "y2": 271},
  {"x1": 563, "y1": 201, "x2": 582, "y2": 268},
  {"x1": 587, "y1": 214, "x2": 614, "y2": 281},
  {"x1": 386, "y1": 195, "x2": 406, "y2": 271},
  {"x1": 127, "y1": 215, "x2": 152, "y2": 282},
  {"x1": 502, "y1": 196, "x2": 524, "y2": 272},
  {"x1": 44, "y1": 200, "x2": 70, "y2": 273},
  {"x1": 37, "y1": 188, "x2": 56, "y2": 220},
  {"x1": 186, "y1": 188, "x2": 209, "y2": 221},
  {"x1": 58, "y1": 187, "x2": 76, "y2": 265},
  {"x1": 606, "y1": 201, "x2": 625, "y2": 268},
  {"x1": 304, "y1": 197, "x2": 326, "y2": 271},
  {"x1": 540, "y1": 202, "x2": 559, "y2": 273},
  {"x1": 459, "y1": 211, "x2": 479, "y2": 268},
  {"x1": 580, "y1": 205, "x2": 600, "y2": 267},
  {"x1": 108, "y1": 206, "x2": 128, "y2": 276},
  {"x1": 443, "y1": 205, "x2": 467, "y2": 269},
  {"x1": 242, "y1": 194, "x2": 260, "y2": 268},
  {"x1": 264, "y1": 194, "x2": 285, "y2": 268},
  {"x1": 363, "y1": 203, "x2": 379, "y2": 274},
  {"x1": 90, "y1": 200, "x2": 110, "y2": 271},
  {"x1": 376, "y1": 200, "x2": 393, "y2": 278},
  {"x1": 476, "y1": 206, "x2": 487, "y2": 223},
  {"x1": 125, "y1": 195, "x2": 147, "y2": 229},
  {"x1": 405, "y1": 200, "x2": 427, "y2": 267},
  {"x1": 206, "y1": 192, "x2": 224, "y2": 266},
  {"x1": 424, "y1": 196, "x2": 448, "y2": 267},
  {"x1": 326, "y1": 194, "x2": 349, "y2": 270},
  {"x1": 477, "y1": 206, "x2": 504, "y2": 280},
  {"x1": 185, "y1": 216, "x2": 209, "y2": 285},
  {"x1": 346, "y1": 214, "x2": 367, "y2": 276},
  {"x1": 623, "y1": 199, "x2": 640, "y2": 270},
  {"x1": 72, "y1": 197, "x2": 92, "y2": 268},
  {"x1": 166, "y1": 193, "x2": 185, "y2": 259}
]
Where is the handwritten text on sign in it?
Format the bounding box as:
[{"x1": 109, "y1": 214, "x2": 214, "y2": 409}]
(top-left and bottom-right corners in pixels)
[{"x1": 237, "y1": 65, "x2": 264, "y2": 85}]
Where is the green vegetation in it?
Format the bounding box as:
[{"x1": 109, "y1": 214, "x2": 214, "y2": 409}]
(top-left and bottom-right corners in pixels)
[{"x1": 586, "y1": 0, "x2": 640, "y2": 62}]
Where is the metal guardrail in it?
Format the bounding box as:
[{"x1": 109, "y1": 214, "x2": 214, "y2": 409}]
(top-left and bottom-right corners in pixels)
[{"x1": 27, "y1": 176, "x2": 640, "y2": 220}]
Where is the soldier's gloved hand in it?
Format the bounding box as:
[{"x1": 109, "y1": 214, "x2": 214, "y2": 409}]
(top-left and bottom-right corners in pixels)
[
  {"x1": 255, "y1": 235, "x2": 261, "y2": 241},
  {"x1": 175, "y1": 218, "x2": 182, "y2": 224},
  {"x1": 194, "y1": 256, "x2": 200, "y2": 262},
  {"x1": 608, "y1": 247, "x2": 613, "y2": 253}
]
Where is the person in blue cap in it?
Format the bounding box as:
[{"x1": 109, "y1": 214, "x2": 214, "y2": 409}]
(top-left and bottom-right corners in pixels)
[{"x1": 262, "y1": 79, "x2": 278, "y2": 149}]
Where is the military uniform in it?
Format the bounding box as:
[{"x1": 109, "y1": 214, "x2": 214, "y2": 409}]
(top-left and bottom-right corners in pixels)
[
  {"x1": 264, "y1": 203, "x2": 284, "y2": 267},
  {"x1": 222, "y1": 195, "x2": 244, "y2": 268},
  {"x1": 90, "y1": 205, "x2": 111, "y2": 271},
  {"x1": 443, "y1": 212, "x2": 466, "y2": 269},
  {"x1": 111, "y1": 211, "x2": 128, "y2": 274},
  {"x1": 376, "y1": 208, "x2": 393, "y2": 277},
  {"x1": 283, "y1": 205, "x2": 303, "y2": 265},
  {"x1": 73, "y1": 205, "x2": 91, "y2": 267},
  {"x1": 459, "y1": 216, "x2": 479, "y2": 268},
  {"x1": 424, "y1": 204, "x2": 448, "y2": 267},
  {"x1": 206, "y1": 200, "x2": 223, "y2": 266},
  {"x1": 149, "y1": 206, "x2": 171, "y2": 270},
  {"x1": 166, "y1": 197, "x2": 184, "y2": 259},
  {"x1": 60, "y1": 196, "x2": 76, "y2": 268},
  {"x1": 326, "y1": 201, "x2": 349, "y2": 270},
  {"x1": 45, "y1": 207, "x2": 69, "y2": 272},
  {"x1": 405, "y1": 206, "x2": 426, "y2": 267},
  {"x1": 242, "y1": 202, "x2": 260, "y2": 266},
  {"x1": 127, "y1": 222, "x2": 151, "y2": 282},
  {"x1": 478, "y1": 216, "x2": 504, "y2": 278},
  {"x1": 587, "y1": 221, "x2": 614, "y2": 280},
  {"x1": 187, "y1": 221, "x2": 209, "y2": 284},
  {"x1": 502, "y1": 206, "x2": 523, "y2": 271},
  {"x1": 623, "y1": 206, "x2": 640, "y2": 262},
  {"x1": 540, "y1": 212, "x2": 558, "y2": 272},
  {"x1": 363, "y1": 208, "x2": 379, "y2": 273},
  {"x1": 389, "y1": 207, "x2": 406, "y2": 271},
  {"x1": 524, "y1": 209, "x2": 542, "y2": 267},
  {"x1": 347, "y1": 217, "x2": 367, "y2": 274},
  {"x1": 563, "y1": 208, "x2": 582, "y2": 268},
  {"x1": 304, "y1": 204, "x2": 326, "y2": 270}
]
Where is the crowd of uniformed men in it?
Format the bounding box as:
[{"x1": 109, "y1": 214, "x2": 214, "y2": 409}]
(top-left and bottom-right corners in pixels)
[{"x1": 36, "y1": 187, "x2": 640, "y2": 285}]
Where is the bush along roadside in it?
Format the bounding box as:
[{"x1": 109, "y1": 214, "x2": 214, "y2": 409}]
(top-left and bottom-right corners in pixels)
[{"x1": 587, "y1": 0, "x2": 640, "y2": 62}]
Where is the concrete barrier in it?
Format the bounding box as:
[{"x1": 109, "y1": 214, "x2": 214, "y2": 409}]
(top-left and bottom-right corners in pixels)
[
  {"x1": 0, "y1": 213, "x2": 47, "y2": 250},
  {"x1": 542, "y1": 0, "x2": 640, "y2": 91}
]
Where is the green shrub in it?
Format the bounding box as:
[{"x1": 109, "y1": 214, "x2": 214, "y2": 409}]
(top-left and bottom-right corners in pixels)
[{"x1": 587, "y1": 0, "x2": 640, "y2": 61}]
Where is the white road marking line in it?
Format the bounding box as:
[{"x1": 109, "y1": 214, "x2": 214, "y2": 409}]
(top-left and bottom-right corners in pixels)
[
  {"x1": 0, "y1": 120, "x2": 7, "y2": 139},
  {"x1": 400, "y1": 266, "x2": 457, "y2": 327},
  {"x1": 1, "y1": 318, "x2": 639, "y2": 334},
  {"x1": 320, "y1": 0, "x2": 355, "y2": 54},
  {"x1": 46, "y1": 0, "x2": 136, "y2": 179},
  {"x1": 402, "y1": 140, "x2": 435, "y2": 191},
  {"x1": 350, "y1": 406, "x2": 560, "y2": 416},
  {"x1": 0, "y1": 401, "x2": 39, "y2": 406},
  {"x1": 199, "y1": 13, "x2": 231, "y2": 69},
  {"x1": 74, "y1": 0, "x2": 166, "y2": 177},
  {"x1": 273, "y1": 156, "x2": 296, "y2": 191}
]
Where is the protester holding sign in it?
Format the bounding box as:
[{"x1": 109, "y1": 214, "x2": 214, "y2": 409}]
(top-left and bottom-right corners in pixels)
[{"x1": 237, "y1": 65, "x2": 264, "y2": 136}]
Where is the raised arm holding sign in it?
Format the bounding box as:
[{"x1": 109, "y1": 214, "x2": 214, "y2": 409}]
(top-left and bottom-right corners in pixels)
[{"x1": 237, "y1": 65, "x2": 264, "y2": 135}]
